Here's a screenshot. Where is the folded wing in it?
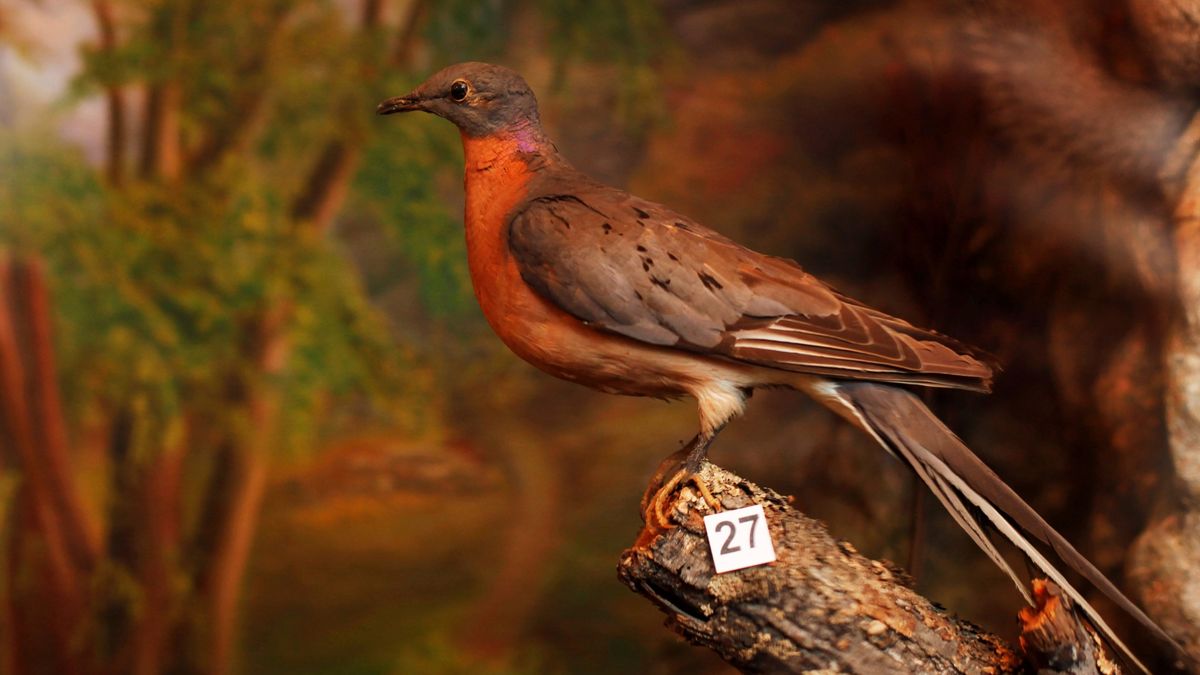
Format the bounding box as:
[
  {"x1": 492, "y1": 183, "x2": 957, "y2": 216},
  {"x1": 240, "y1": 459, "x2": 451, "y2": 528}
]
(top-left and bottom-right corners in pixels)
[{"x1": 508, "y1": 185, "x2": 995, "y2": 391}]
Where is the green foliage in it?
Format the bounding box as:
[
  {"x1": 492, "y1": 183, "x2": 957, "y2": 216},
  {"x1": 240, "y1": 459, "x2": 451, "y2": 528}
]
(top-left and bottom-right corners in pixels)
[
  {"x1": 538, "y1": 0, "x2": 669, "y2": 131},
  {"x1": 538, "y1": 0, "x2": 663, "y2": 67},
  {"x1": 0, "y1": 130, "x2": 411, "y2": 458},
  {"x1": 352, "y1": 112, "x2": 474, "y2": 318},
  {"x1": 425, "y1": 0, "x2": 510, "y2": 64}
]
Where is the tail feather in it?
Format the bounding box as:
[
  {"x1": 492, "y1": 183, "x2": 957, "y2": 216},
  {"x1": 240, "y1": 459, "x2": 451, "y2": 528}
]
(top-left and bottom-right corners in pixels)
[
  {"x1": 909, "y1": 446, "x2": 1034, "y2": 605},
  {"x1": 834, "y1": 381, "x2": 1182, "y2": 672}
]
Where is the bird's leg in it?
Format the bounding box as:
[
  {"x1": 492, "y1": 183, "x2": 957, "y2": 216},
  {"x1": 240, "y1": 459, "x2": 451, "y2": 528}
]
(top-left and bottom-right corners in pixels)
[
  {"x1": 639, "y1": 436, "x2": 698, "y2": 515},
  {"x1": 643, "y1": 427, "x2": 724, "y2": 531}
]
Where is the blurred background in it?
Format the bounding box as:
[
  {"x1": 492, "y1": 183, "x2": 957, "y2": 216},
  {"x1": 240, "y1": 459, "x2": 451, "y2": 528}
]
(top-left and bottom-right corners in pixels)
[{"x1": 2, "y1": 0, "x2": 1199, "y2": 673}]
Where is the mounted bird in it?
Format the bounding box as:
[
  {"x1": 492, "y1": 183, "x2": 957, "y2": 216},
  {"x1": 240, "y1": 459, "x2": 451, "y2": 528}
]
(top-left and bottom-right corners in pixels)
[{"x1": 377, "y1": 61, "x2": 1184, "y2": 671}]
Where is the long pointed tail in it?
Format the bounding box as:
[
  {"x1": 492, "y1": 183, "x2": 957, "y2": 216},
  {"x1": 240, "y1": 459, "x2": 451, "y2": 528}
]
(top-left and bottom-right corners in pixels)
[{"x1": 830, "y1": 381, "x2": 1183, "y2": 672}]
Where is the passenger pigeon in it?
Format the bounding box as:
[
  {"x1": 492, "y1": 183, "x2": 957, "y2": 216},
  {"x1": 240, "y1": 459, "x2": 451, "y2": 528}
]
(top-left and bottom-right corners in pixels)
[{"x1": 377, "y1": 62, "x2": 1181, "y2": 669}]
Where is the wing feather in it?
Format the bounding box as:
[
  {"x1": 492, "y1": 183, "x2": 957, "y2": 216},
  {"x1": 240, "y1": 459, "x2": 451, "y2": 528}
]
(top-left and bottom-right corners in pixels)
[{"x1": 508, "y1": 181, "x2": 995, "y2": 390}]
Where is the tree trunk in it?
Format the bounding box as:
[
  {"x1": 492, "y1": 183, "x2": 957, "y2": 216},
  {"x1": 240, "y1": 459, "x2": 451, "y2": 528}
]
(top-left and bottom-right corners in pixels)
[
  {"x1": 132, "y1": 436, "x2": 186, "y2": 675},
  {"x1": 204, "y1": 445, "x2": 269, "y2": 675},
  {"x1": 184, "y1": 3, "x2": 294, "y2": 175},
  {"x1": 620, "y1": 463, "x2": 1114, "y2": 673},
  {"x1": 90, "y1": 0, "x2": 126, "y2": 185},
  {"x1": 198, "y1": 306, "x2": 289, "y2": 675},
  {"x1": 19, "y1": 258, "x2": 100, "y2": 571},
  {"x1": 0, "y1": 256, "x2": 91, "y2": 675},
  {"x1": 290, "y1": 142, "x2": 363, "y2": 232},
  {"x1": 140, "y1": 81, "x2": 183, "y2": 181},
  {"x1": 290, "y1": 0, "x2": 427, "y2": 233},
  {"x1": 138, "y1": 0, "x2": 188, "y2": 182}
]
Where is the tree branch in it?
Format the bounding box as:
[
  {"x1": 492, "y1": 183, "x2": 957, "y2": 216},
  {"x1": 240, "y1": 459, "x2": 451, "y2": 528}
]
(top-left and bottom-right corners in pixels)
[
  {"x1": 140, "y1": 81, "x2": 182, "y2": 182},
  {"x1": 185, "y1": 3, "x2": 294, "y2": 175},
  {"x1": 620, "y1": 462, "x2": 1111, "y2": 674},
  {"x1": 1019, "y1": 580, "x2": 1111, "y2": 674},
  {"x1": 391, "y1": 0, "x2": 427, "y2": 66},
  {"x1": 90, "y1": 0, "x2": 127, "y2": 186},
  {"x1": 17, "y1": 259, "x2": 100, "y2": 571},
  {"x1": 290, "y1": 0, "x2": 428, "y2": 232},
  {"x1": 289, "y1": 141, "x2": 363, "y2": 232},
  {"x1": 138, "y1": 1, "x2": 193, "y2": 181},
  {"x1": 0, "y1": 255, "x2": 86, "y2": 675}
]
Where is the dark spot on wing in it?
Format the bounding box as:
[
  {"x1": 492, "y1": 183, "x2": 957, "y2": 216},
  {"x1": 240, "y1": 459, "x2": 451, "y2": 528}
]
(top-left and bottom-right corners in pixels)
[
  {"x1": 667, "y1": 252, "x2": 679, "y2": 262},
  {"x1": 634, "y1": 290, "x2": 643, "y2": 301},
  {"x1": 674, "y1": 221, "x2": 691, "y2": 231},
  {"x1": 636, "y1": 245, "x2": 647, "y2": 252},
  {"x1": 650, "y1": 276, "x2": 671, "y2": 289},
  {"x1": 634, "y1": 206, "x2": 651, "y2": 219},
  {"x1": 602, "y1": 222, "x2": 612, "y2": 234},
  {"x1": 698, "y1": 272, "x2": 724, "y2": 291}
]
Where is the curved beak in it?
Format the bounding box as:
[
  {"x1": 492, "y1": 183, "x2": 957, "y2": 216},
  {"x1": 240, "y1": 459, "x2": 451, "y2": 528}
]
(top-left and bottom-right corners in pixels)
[{"x1": 376, "y1": 95, "x2": 423, "y2": 115}]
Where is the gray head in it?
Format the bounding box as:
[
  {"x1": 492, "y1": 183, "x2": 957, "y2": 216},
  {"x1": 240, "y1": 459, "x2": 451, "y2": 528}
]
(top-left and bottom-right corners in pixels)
[{"x1": 377, "y1": 62, "x2": 541, "y2": 137}]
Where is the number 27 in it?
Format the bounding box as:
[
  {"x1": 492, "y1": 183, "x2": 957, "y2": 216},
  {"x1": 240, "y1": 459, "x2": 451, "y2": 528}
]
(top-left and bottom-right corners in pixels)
[{"x1": 714, "y1": 513, "x2": 760, "y2": 554}]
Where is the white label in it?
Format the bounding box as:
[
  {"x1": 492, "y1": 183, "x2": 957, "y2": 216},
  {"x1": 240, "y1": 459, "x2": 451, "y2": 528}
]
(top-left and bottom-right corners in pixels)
[{"x1": 703, "y1": 504, "x2": 776, "y2": 573}]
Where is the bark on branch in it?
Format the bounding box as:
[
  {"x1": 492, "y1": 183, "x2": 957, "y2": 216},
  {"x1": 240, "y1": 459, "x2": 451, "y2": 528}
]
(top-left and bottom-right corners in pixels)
[
  {"x1": 619, "y1": 462, "x2": 1109, "y2": 674},
  {"x1": 1019, "y1": 580, "x2": 1116, "y2": 674}
]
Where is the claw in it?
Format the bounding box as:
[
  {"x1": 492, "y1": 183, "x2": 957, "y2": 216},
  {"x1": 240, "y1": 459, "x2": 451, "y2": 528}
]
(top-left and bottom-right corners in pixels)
[
  {"x1": 641, "y1": 445, "x2": 690, "y2": 515},
  {"x1": 639, "y1": 429, "x2": 725, "y2": 535},
  {"x1": 643, "y1": 467, "x2": 723, "y2": 531}
]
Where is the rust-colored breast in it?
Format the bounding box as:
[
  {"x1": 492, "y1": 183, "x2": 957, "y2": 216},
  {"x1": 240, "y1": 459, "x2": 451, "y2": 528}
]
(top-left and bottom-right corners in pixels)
[
  {"x1": 461, "y1": 134, "x2": 597, "y2": 376},
  {"x1": 459, "y1": 134, "x2": 711, "y2": 399},
  {"x1": 460, "y1": 134, "x2": 544, "y2": 361}
]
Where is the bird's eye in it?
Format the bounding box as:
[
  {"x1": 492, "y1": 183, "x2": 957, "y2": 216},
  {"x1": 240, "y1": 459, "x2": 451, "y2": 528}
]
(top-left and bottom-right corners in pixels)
[{"x1": 450, "y1": 80, "x2": 469, "y2": 102}]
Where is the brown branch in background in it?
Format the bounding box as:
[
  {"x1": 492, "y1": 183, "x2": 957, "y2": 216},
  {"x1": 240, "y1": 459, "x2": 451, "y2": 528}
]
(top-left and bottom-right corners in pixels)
[
  {"x1": 289, "y1": 142, "x2": 364, "y2": 232},
  {"x1": 201, "y1": 304, "x2": 290, "y2": 675},
  {"x1": 391, "y1": 0, "x2": 427, "y2": 66},
  {"x1": 185, "y1": 3, "x2": 295, "y2": 174},
  {"x1": 140, "y1": 81, "x2": 182, "y2": 181},
  {"x1": 362, "y1": 0, "x2": 383, "y2": 27},
  {"x1": 96, "y1": 410, "x2": 186, "y2": 675},
  {"x1": 185, "y1": 84, "x2": 270, "y2": 176},
  {"x1": 1, "y1": 532, "x2": 17, "y2": 675},
  {"x1": 99, "y1": 408, "x2": 138, "y2": 672},
  {"x1": 0, "y1": 265, "x2": 24, "y2": 675},
  {"x1": 186, "y1": 87, "x2": 271, "y2": 174},
  {"x1": 288, "y1": 0, "x2": 385, "y2": 231},
  {"x1": 620, "y1": 463, "x2": 1114, "y2": 673},
  {"x1": 131, "y1": 431, "x2": 187, "y2": 675},
  {"x1": 0, "y1": 256, "x2": 86, "y2": 675},
  {"x1": 139, "y1": 0, "x2": 193, "y2": 181},
  {"x1": 90, "y1": 0, "x2": 127, "y2": 186},
  {"x1": 291, "y1": 0, "x2": 430, "y2": 232},
  {"x1": 203, "y1": 446, "x2": 269, "y2": 675},
  {"x1": 19, "y1": 259, "x2": 100, "y2": 571}
]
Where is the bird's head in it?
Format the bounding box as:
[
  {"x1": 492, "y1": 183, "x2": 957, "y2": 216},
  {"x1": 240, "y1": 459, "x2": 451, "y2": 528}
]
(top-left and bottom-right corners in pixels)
[{"x1": 376, "y1": 62, "x2": 541, "y2": 138}]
